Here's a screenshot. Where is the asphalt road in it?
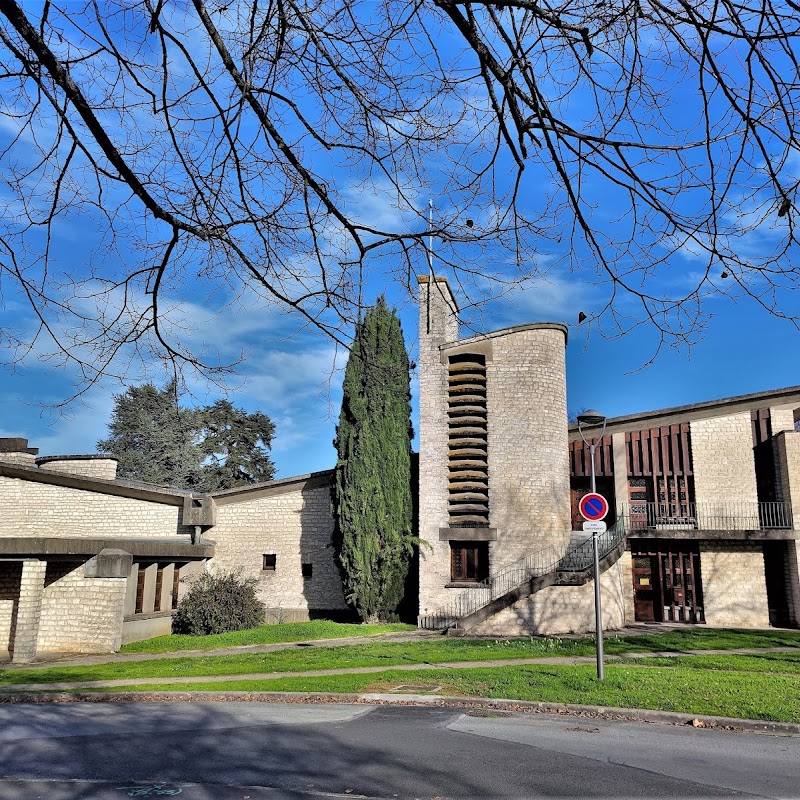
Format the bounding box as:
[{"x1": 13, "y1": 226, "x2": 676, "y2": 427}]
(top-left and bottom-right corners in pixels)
[{"x1": 0, "y1": 701, "x2": 796, "y2": 799}]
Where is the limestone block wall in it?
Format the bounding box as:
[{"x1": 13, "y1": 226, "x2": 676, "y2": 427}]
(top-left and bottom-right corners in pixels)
[
  {"x1": 0, "y1": 453, "x2": 36, "y2": 468},
  {"x1": 0, "y1": 562, "x2": 21, "y2": 658},
  {"x1": 770, "y1": 407, "x2": 797, "y2": 435},
  {"x1": 699, "y1": 543, "x2": 769, "y2": 627},
  {"x1": 36, "y1": 457, "x2": 118, "y2": 481},
  {"x1": 417, "y1": 277, "x2": 461, "y2": 616},
  {"x1": 470, "y1": 560, "x2": 628, "y2": 636},
  {"x1": 210, "y1": 482, "x2": 347, "y2": 620},
  {"x1": 775, "y1": 431, "x2": 800, "y2": 530},
  {"x1": 486, "y1": 326, "x2": 570, "y2": 571},
  {"x1": 36, "y1": 562, "x2": 127, "y2": 653},
  {"x1": 0, "y1": 475, "x2": 189, "y2": 539},
  {"x1": 690, "y1": 413, "x2": 759, "y2": 528},
  {"x1": 13, "y1": 559, "x2": 46, "y2": 661}
]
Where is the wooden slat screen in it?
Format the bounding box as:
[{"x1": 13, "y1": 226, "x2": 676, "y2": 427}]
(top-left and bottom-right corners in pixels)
[
  {"x1": 626, "y1": 423, "x2": 692, "y2": 477},
  {"x1": 569, "y1": 436, "x2": 613, "y2": 477}
]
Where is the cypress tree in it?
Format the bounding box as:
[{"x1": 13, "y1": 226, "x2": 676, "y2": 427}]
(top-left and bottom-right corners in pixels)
[{"x1": 333, "y1": 297, "x2": 414, "y2": 623}]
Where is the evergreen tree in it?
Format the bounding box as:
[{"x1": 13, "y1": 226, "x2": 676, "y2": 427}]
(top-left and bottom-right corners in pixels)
[
  {"x1": 198, "y1": 400, "x2": 275, "y2": 490},
  {"x1": 97, "y1": 380, "x2": 202, "y2": 488},
  {"x1": 98, "y1": 384, "x2": 275, "y2": 491},
  {"x1": 333, "y1": 297, "x2": 414, "y2": 623}
]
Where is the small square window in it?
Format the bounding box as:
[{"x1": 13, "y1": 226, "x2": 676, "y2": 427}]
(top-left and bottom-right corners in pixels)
[
  {"x1": 301, "y1": 562, "x2": 313, "y2": 579},
  {"x1": 263, "y1": 554, "x2": 277, "y2": 571}
]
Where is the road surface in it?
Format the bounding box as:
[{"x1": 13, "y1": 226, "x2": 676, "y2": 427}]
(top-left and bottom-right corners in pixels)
[{"x1": 0, "y1": 701, "x2": 796, "y2": 798}]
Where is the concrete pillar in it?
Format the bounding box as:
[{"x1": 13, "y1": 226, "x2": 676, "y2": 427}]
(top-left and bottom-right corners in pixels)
[
  {"x1": 785, "y1": 541, "x2": 800, "y2": 627},
  {"x1": 141, "y1": 563, "x2": 158, "y2": 615},
  {"x1": 160, "y1": 564, "x2": 175, "y2": 611},
  {"x1": 774, "y1": 431, "x2": 800, "y2": 530},
  {"x1": 612, "y1": 432, "x2": 628, "y2": 522},
  {"x1": 12, "y1": 559, "x2": 46, "y2": 663},
  {"x1": 124, "y1": 563, "x2": 139, "y2": 617},
  {"x1": 618, "y1": 550, "x2": 635, "y2": 624}
]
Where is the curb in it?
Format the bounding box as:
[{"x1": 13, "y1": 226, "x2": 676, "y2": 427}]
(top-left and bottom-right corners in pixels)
[{"x1": 0, "y1": 689, "x2": 797, "y2": 735}]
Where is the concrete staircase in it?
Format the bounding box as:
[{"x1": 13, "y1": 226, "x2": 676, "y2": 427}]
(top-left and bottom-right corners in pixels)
[{"x1": 417, "y1": 525, "x2": 627, "y2": 633}]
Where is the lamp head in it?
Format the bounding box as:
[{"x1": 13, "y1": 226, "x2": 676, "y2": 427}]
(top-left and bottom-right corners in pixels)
[{"x1": 577, "y1": 409, "x2": 606, "y2": 427}]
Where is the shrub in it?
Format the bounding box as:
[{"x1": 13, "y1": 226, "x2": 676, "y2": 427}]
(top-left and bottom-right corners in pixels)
[{"x1": 172, "y1": 570, "x2": 265, "y2": 635}]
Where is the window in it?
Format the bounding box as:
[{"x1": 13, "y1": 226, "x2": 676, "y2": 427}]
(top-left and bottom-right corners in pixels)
[
  {"x1": 263, "y1": 554, "x2": 277, "y2": 571},
  {"x1": 450, "y1": 542, "x2": 488, "y2": 583},
  {"x1": 302, "y1": 562, "x2": 313, "y2": 580}
]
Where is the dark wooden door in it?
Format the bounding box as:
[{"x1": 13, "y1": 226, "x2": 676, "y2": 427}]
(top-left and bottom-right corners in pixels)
[
  {"x1": 631, "y1": 541, "x2": 705, "y2": 624},
  {"x1": 632, "y1": 554, "x2": 660, "y2": 622}
]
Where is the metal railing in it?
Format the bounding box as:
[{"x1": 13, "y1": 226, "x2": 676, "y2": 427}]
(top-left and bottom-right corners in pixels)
[
  {"x1": 418, "y1": 524, "x2": 626, "y2": 630},
  {"x1": 621, "y1": 501, "x2": 792, "y2": 531}
]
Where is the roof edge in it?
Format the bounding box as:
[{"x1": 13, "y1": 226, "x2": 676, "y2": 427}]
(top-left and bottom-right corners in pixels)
[{"x1": 442, "y1": 322, "x2": 568, "y2": 351}]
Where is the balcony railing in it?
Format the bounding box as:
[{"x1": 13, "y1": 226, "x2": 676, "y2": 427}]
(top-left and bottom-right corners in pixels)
[{"x1": 622, "y1": 501, "x2": 792, "y2": 531}]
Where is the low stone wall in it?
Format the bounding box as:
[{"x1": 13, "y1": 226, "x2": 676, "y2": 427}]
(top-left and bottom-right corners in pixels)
[
  {"x1": 470, "y1": 560, "x2": 629, "y2": 636},
  {"x1": 36, "y1": 561, "x2": 127, "y2": 654},
  {"x1": 699, "y1": 542, "x2": 769, "y2": 627}
]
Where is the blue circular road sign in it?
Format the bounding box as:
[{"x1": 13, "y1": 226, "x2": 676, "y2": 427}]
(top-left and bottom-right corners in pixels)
[{"x1": 579, "y1": 493, "x2": 609, "y2": 521}]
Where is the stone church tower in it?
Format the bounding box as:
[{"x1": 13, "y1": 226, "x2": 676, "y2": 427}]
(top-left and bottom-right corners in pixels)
[{"x1": 417, "y1": 275, "x2": 571, "y2": 620}]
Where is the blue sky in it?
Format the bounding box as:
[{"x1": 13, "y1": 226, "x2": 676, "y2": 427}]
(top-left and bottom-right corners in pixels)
[
  {"x1": 1, "y1": 252, "x2": 798, "y2": 480},
  {"x1": 0, "y1": 4, "x2": 798, "y2": 478}
]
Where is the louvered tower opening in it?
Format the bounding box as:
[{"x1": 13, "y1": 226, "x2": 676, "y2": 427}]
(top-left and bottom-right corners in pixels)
[{"x1": 448, "y1": 354, "x2": 488, "y2": 527}]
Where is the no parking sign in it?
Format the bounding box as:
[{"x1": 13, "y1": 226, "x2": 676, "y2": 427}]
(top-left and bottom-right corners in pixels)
[{"x1": 579, "y1": 493, "x2": 608, "y2": 522}]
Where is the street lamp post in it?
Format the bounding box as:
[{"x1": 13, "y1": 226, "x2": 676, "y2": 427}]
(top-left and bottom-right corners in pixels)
[{"x1": 577, "y1": 409, "x2": 607, "y2": 681}]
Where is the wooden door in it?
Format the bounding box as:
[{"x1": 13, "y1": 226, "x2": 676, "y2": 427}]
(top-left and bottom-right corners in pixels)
[{"x1": 632, "y1": 554, "x2": 660, "y2": 622}]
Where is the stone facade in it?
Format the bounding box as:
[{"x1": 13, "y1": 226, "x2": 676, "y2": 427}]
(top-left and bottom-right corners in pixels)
[
  {"x1": 0, "y1": 473, "x2": 190, "y2": 539},
  {"x1": 485, "y1": 327, "x2": 570, "y2": 568},
  {"x1": 699, "y1": 543, "x2": 770, "y2": 627},
  {"x1": 775, "y1": 431, "x2": 800, "y2": 528},
  {"x1": 417, "y1": 276, "x2": 461, "y2": 615},
  {"x1": 2, "y1": 285, "x2": 800, "y2": 655},
  {"x1": 37, "y1": 562, "x2": 127, "y2": 654},
  {"x1": 470, "y1": 560, "x2": 629, "y2": 636},
  {"x1": 35, "y1": 455, "x2": 119, "y2": 481},
  {"x1": 211, "y1": 477, "x2": 347, "y2": 621},
  {"x1": 690, "y1": 413, "x2": 759, "y2": 528}
]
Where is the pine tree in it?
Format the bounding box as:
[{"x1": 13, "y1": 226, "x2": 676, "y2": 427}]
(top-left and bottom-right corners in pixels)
[
  {"x1": 198, "y1": 400, "x2": 275, "y2": 490},
  {"x1": 98, "y1": 383, "x2": 275, "y2": 491},
  {"x1": 333, "y1": 297, "x2": 414, "y2": 623},
  {"x1": 97, "y1": 380, "x2": 202, "y2": 488}
]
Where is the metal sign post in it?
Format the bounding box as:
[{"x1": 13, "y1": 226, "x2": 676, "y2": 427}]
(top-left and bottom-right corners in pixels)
[{"x1": 578, "y1": 490, "x2": 608, "y2": 682}]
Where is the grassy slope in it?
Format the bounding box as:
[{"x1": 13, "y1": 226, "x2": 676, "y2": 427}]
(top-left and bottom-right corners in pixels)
[
  {"x1": 91, "y1": 661, "x2": 800, "y2": 723},
  {"x1": 120, "y1": 621, "x2": 416, "y2": 654},
  {"x1": 4, "y1": 629, "x2": 799, "y2": 687}
]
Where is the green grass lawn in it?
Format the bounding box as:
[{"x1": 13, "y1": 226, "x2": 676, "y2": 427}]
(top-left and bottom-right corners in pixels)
[
  {"x1": 83, "y1": 661, "x2": 800, "y2": 723},
  {"x1": 3, "y1": 628, "x2": 799, "y2": 688},
  {"x1": 120, "y1": 621, "x2": 416, "y2": 654},
  {"x1": 5, "y1": 628, "x2": 800, "y2": 723}
]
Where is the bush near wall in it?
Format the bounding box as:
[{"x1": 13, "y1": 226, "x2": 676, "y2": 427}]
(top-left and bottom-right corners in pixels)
[{"x1": 172, "y1": 571, "x2": 266, "y2": 635}]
